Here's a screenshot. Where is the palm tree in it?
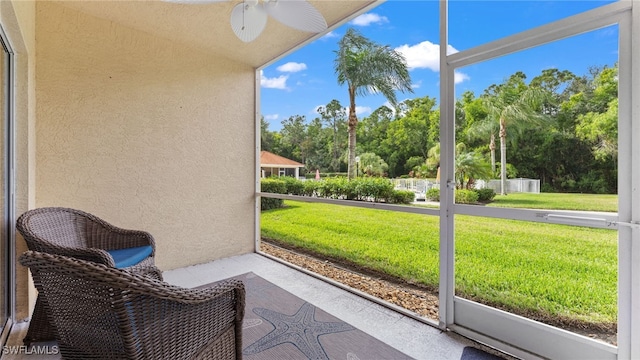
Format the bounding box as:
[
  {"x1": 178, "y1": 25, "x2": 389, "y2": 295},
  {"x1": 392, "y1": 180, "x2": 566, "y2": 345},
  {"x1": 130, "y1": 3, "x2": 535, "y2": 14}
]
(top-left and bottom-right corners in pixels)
[
  {"x1": 454, "y1": 143, "x2": 493, "y2": 189},
  {"x1": 334, "y1": 28, "x2": 413, "y2": 180},
  {"x1": 482, "y1": 73, "x2": 550, "y2": 195},
  {"x1": 467, "y1": 119, "x2": 498, "y2": 174},
  {"x1": 424, "y1": 143, "x2": 492, "y2": 189},
  {"x1": 357, "y1": 152, "x2": 389, "y2": 177}
]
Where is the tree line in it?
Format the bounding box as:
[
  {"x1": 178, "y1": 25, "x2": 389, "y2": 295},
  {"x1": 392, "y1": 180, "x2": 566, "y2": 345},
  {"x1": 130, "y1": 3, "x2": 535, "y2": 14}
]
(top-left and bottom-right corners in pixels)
[{"x1": 262, "y1": 29, "x2": 618, "y2": 194}]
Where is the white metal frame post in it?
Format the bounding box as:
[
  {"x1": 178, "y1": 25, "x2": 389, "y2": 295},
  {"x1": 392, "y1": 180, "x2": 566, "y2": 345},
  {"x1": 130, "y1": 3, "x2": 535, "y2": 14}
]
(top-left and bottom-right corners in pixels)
[
  {"x1": 633, "y1": 5, "x2": 640, "y2": 356},
  {"x1": 438, "y1": 0, "x2": 455, "y2": 330},
  {"x1": 616, "y1": 2, "x2": 639, "y2": 358},
  {"x1": 254, "y1": 69, "x2": 262, "y2": 252},
  {"x1": 617, "y1": 9, "x2": 632, "y2": 360}
]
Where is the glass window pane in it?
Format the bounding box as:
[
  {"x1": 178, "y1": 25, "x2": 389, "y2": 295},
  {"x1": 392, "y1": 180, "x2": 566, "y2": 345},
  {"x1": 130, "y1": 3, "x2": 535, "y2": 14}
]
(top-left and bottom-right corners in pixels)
[
  {"x1": 454, "y1": 215, "x2": 617, "y2": 345},
  {"x1": 453, "y1": 25, "x2": 619, "y2": 209}
]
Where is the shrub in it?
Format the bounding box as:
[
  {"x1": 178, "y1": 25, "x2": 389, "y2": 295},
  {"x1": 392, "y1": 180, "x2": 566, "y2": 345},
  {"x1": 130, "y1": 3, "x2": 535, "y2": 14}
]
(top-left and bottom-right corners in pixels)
[
  {"x1": 576, "y1": 171, "x2": 610, "y2": 194},
  {"x1": 322, "y1": 172, "x2": 347, "y2": 178},
  {"x1": 426, "y1": 188, "x2": 440, "y2": 201},
  {"x1": 354, "y1": 177, "x2": 394, "y2": 202},
  {"x1": 302, "y1": 180, "x2": 318, "y2": 197},
  {"x1": 318, "y1": 177, "x2": 351, "y2": 199},
  {"x1": 281, "y1": 176, "x2": 305, "y2": 195},
  {"x1": 260, "y1": 178, "x2": 286, "y2": 210},
  {"x1": 455, "y1": 189, "x2": 479, "y2": 204},
  {"x1": 388, "y1": 190, "x2": 415, "y2": 204},
  {"x1": 474, "y1": 188, "x2": 496, "y2": 202},
  {"x1": 541, "y1": 183, "x2": 556, "y2": 193}
]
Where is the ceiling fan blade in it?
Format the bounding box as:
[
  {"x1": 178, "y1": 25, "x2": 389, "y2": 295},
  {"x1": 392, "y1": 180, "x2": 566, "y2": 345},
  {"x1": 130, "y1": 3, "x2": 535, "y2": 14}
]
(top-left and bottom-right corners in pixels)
[
  {"x1": 263, "y1": 0, "x2": 327, "y2": 33},
  {"x1": 230, "y1": 2, "x2": 268, "y2": 43}
]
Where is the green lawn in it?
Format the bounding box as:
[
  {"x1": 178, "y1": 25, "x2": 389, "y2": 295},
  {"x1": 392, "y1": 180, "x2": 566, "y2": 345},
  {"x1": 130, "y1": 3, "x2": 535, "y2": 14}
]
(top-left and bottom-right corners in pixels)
[
  {"x1": 488, "y1": 192, "x2": 618, "y2": 212},
  {"x1": 261, "y1": 199, "x2": 617, "y2": 327}
]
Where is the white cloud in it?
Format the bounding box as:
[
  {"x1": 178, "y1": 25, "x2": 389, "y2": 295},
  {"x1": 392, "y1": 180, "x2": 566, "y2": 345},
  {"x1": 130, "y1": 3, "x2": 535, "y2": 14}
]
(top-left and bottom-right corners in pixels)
[
  {"x1": 393, "y1": 41, "x2": 469, "y2": 83},
  {"x1": 260, "y1": 70, "x2": 288, "y2": 90},
  {"x1": 350, "y1": 13, "x2": 389, "y2": 27},
  {"x1": 322, "y1": 31, "x2": 339, "y2": 39},
  {"x1": 395, "y1": 41, "x2": 461, "y2": 71},
  {"x1": 411, "y1": 80, "x2": 423, "y2": 89},
  {"x1": 277, "y1": 62, "x2": 307, "y2": 73},
  {"x1": 264, "y1": 114, "x2": 279, "y2": 121},
  {"x1": 454, "y1": 71, "x2": 470, "y2": 84},
  {"x1": 446, "y1": 45, "x2": 459, "y2": 56},
  {"x1": 355, "y1": 106, "x2": 372, "y2": 116},
  {"x1": 395, "y1": 41, "x2": 439, "y2": 71}
]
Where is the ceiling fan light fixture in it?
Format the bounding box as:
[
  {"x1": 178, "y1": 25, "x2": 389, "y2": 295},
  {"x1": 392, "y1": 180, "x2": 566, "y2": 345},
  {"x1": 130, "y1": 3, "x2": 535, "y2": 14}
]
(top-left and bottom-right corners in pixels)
[
  {"x1": 230, "y1": 1, "x2": 268, "y2": 43},
  {"x1": 163, "y1": 0, "x2": 328, "y2": 43}
]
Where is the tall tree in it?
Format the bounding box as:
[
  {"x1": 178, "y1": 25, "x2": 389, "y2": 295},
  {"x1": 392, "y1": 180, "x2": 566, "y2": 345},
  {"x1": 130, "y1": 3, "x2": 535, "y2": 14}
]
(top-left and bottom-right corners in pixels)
[
  {"x1": 316, "y1": 100, "x2": 347, "y2": 172},
  {"x1": 460, "y1": 92, "x2": 493, "y2": 171},
  {"x1": 303, "y1": 117, "x2": 332, "y2": 172},
  {"x1": 382, "y1": 96, "x2": 438, "y2": 176},
  {"x1": 483, "y1": 72, "x2": 550, "y2": 195},
  {"x1": 357, "y1": 105, "x2": 395, "y2": 155},
  {"x1": 280, "y1": 115, "x2": 307, "y2": 163},
  {"x1": 260, "y1": 116, "x2": 276, "y2": 152},
  {"x1": 334, "y1": 27, "x2": 413, "y2": 180}
]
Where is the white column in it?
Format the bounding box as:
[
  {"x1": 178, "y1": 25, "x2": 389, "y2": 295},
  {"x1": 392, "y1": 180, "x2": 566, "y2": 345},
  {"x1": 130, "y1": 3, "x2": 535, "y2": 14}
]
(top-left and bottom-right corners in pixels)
[
  {"x1": 438, "y1": 0, "x2": 455, "y2": 329},
  {"x1": 616, "y1": 4, "x2": 636, "y2": 358}
]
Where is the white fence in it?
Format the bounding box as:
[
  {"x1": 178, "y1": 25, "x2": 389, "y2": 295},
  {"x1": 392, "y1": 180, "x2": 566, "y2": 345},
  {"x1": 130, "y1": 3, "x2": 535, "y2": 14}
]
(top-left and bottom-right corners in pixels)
[
  {"x1": 475, "y1": 178, "x2": 540, "y2": 194},
  {"x1": 392, "y1": 179, "x2": 439, "y2": 200},
  {"x1": 393, "y1": 177, "x2": 540, "y2": 198}
]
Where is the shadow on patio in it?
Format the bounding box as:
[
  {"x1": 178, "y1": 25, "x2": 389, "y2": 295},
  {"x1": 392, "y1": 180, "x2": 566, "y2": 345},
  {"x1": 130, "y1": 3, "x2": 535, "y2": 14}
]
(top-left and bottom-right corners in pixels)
[{"x1": 4, "y1": 253, "x2": 512, "y2": 360}]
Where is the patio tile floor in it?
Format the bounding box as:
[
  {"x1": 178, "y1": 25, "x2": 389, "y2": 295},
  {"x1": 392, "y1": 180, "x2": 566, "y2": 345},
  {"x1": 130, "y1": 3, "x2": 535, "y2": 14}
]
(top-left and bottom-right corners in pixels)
[{"x1": 4, "y1": 252, "x2": 513, "y2": 360}]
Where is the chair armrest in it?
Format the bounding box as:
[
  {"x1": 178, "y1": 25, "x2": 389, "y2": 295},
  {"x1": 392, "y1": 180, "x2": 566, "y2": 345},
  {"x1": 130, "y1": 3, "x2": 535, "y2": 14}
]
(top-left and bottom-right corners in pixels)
[
  {"x1": 32, "y1": 246, "x2": 117, "y2": 267},
  {"x1": 89, "y1": 228, "x2": 157, "y2": 256}
]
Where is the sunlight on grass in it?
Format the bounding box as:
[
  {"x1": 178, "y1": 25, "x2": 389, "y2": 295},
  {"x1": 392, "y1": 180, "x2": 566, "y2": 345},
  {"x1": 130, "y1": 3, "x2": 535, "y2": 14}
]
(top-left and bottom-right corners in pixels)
[
  {"x1": 454, "y1": 215, "x2": 616, "y2": 324},
  {"x1": 261, "y1": 200, "x2": 617, "y2": 326},
  {"x1": 488, "y1": 192, "x2": 618, "y2": 212}
]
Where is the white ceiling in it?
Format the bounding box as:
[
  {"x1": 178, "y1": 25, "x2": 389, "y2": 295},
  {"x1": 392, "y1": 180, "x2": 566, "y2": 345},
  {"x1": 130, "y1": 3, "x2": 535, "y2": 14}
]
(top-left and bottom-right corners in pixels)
[{"x1": 56, "y1": 0, "x2": 378, "y2": 68}]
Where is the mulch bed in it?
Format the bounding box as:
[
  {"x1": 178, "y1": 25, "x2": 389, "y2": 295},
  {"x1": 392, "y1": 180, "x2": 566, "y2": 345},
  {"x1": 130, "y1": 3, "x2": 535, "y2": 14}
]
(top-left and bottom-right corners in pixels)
[{"x1": 259, "y1": 239, "x2": 617, "y2": 347}]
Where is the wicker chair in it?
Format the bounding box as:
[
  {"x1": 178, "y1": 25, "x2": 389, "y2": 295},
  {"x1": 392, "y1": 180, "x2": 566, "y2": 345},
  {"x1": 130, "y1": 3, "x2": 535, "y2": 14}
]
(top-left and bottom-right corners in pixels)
[
  {"x1": 19, "y1": 250, "x2": 245, "y2": 360},
  {"x1": 16, "y1": 207, "x2": 163, "y2": 345}
]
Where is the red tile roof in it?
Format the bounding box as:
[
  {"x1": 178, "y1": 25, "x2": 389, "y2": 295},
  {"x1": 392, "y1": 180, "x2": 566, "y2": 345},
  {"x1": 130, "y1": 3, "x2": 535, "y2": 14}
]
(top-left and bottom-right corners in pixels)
[{"x1": 260, "y1": 151, "x2": 304, "y2": 167}]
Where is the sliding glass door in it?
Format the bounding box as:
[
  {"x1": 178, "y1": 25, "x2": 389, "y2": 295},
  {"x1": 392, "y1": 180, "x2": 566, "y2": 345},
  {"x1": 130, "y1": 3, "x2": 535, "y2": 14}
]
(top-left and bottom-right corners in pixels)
[
  {"x1": 439, "y1": 1, "x2": 635, "y2": 359},
  {"x1": 0, "y1": 24, "x2": 14, "y2": 343}
]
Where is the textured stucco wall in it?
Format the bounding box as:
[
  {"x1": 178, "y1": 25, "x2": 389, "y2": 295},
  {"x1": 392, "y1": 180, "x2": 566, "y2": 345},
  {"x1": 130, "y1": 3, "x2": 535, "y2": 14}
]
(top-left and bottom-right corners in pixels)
[{"x1": 36, "y1": 2, "x2": 256, "y2": 270}]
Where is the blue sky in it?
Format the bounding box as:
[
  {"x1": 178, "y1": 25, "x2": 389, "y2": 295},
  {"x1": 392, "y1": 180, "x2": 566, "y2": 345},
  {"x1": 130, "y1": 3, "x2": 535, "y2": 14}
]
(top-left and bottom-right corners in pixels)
[{"x1": 260, "y1": 1, "x2": 618, "y2": 132}]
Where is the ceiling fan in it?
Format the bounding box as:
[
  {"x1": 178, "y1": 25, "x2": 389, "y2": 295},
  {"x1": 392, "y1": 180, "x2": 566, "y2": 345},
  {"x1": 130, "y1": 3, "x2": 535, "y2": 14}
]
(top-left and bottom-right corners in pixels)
[{"x1": 164, "y1": 0, "x2": 328, "y2": 43}]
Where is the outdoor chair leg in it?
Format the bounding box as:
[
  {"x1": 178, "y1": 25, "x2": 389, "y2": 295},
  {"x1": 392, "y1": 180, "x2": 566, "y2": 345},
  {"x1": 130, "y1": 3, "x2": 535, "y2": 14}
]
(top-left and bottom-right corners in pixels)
[{"x1": 23, "y1": 295, "x2": 57, "y2": 346}]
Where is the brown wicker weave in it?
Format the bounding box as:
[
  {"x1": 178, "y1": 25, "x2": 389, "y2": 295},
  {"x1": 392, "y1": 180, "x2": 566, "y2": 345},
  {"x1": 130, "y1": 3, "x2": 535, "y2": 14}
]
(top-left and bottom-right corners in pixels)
[
  {"x1": 19, "y1": 250, "x2": 245, "y2": 360},
  {"x1": 16, "y1": 207, "x2": 163, "y2": 345}
]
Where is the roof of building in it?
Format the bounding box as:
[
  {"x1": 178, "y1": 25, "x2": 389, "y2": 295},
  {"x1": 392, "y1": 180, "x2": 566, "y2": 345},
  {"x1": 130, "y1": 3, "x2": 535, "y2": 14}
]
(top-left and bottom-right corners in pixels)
[{"x1": 260, "y1": 151, "x2": 305, "y2": 168}]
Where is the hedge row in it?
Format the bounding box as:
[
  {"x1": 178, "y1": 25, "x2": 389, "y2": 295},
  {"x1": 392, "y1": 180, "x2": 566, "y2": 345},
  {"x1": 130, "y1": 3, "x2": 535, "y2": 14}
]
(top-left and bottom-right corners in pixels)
[
  {"x1": 425, "y1": 188, "x2": 496, "y2": 204},
  {"x1": 260, "y1": 177, "x2": 415, "y2": 210},
  {"x1": 260, "y1": 179, "x2": 287, "y2": 210}
]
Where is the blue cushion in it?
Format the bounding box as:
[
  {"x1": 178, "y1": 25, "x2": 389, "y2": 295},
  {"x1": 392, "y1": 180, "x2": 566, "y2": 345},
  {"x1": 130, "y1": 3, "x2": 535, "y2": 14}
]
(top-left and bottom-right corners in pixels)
[{"x1": 106, "y1": 245, "x2": 153, "y2": 269}]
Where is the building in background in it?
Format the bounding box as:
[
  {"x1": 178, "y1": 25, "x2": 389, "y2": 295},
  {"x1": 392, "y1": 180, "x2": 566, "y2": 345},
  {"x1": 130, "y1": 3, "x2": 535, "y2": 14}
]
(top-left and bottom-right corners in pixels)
[{"x1": 260, "y1": 151, "x2": 305, "y2": 178}]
